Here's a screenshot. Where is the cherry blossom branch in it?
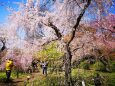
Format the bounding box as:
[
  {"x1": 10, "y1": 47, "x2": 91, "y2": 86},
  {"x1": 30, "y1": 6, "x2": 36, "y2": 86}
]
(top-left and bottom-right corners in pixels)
[
  {"x1": 41, "y1": 20, "x2": 62, "y2": 39},
  {"x1": 67, "y1": 0, "x2": 91, "y2": 45}
]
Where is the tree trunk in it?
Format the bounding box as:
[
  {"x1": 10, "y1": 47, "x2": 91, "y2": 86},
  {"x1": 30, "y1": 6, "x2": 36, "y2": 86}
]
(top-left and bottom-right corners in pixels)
[
  {"x1": 64, "y1": 44, "x2": 72, "y2": 86},
  {"x1": 63, "y1": 1, "x2": 91, "y2": 86},
  {"x1": 48, "y1": 1, "x2": 91, "y2": 85}
]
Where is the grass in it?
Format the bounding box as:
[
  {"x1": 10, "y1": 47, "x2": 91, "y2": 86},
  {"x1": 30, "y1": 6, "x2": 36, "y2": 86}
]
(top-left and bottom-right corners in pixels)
[
  {"x1": 26, "y1": 71, "x2": 65, "y2": 86},
  {"x1": 72, "y1": 68, "x2": 115, "y2": 86},
  {"x1": 0, "y1": 68, "x2": 115, "y2": 86},
  {"x1": 26, "y1": 68, "x2": 115, "y2": 86},
  {"x1": 0, "y1": 70, "x2": 30, "y2": 82}
]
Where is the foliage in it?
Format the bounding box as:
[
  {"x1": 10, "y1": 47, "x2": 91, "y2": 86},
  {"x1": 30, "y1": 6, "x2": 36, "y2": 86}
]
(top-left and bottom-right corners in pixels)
[
  {"x1": 79, "y1": 61, "x2": 90, "y2": 70},
  {"x1": 35, "y1": 42, "x2": 63, "y2": 61},
  {"x1": 0, "y1": 71, "x2": 29, "y2": 82},
  {"x1": 48, "y1": 59, "x2": 64, "y2": 73},
  {"x1": 110, "y1": 61, "x2": 115, "y2": 72},
  {"x1": 92, "y1": 61, "x2": 106, "y2": 71},
  {"x1": 27, "y1": 73, "x2": 64, "y2": 86},
  {"x1": 72, "y1": 69, "x2": 115, "y2": 86},
  {"x1": 25, "y1": 69, "x2": 115, "y2": 86},
  {"x1": 106, "y1": 73, "x2": 115, "y2": 86},
  {"x1": 0, "y1": 0, "x2": 115, "y2": 85}
]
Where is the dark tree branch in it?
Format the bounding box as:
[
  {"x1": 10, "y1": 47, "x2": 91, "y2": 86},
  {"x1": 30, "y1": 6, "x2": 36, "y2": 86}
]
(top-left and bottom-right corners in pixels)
[
  {"x1": 0, "y1": 38, "x2": 6, "y2": 52},
  {"x1": 74, "y1": 0, "x2": 82, "y2": 9},
  {"x1": 72, "y1": 43, "x2": 84, "y2": 52},
  {"x1": 48, "y1": 21, "x2": 62, "y2": 39},
  {"x1": 41, "y1": 20, "x2": 62, "y2": 39},
  {"x1": 67, "y1": 0, "x2": 91, "y2": 45},
  {"x1": 113, "y1": 26, "x2": 115, "y2": 29},
  {"x1": 100, "y1": 27, "x2": 115, "y2": 33}
]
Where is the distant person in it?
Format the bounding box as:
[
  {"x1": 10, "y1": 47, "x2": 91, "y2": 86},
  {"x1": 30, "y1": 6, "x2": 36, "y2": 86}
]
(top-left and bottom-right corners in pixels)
[
  {"x1": 93, "y1": 73, "x2": 102, "y2": 86},
  {"x1": 41, "y1": 61, "x2": 48, "y2": 76},
  {"x1": 31, "y1": 59, "x2": 38, "y2": 72},
  {"x1": 5, "y1": 58, "x2": 13, "y2": 82}
]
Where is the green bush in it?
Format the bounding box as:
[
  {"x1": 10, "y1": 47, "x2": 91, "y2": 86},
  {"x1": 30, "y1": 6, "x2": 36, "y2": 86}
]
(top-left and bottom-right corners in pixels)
[
  {"x1": 79, "y1": 61, "x2": 90, "y2": 70},
  {"x1": 110, "y1": 62, "x2": 115, "y2": 72},
  {"x1": 93, "y1": 61, "x2": 106, "y2": 71},
  {"x1": 0, "y1": 72, "x2": 7, "y2": 82},
  {"x1": 106, "y1": 73, "x2": 115, "y2": 86}
]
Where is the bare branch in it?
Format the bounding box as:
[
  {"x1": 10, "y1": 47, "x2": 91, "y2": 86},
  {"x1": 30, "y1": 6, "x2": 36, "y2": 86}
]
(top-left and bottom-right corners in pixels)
[{"x1": 74, "y1": 0, "x2": 82, "y2": 9}]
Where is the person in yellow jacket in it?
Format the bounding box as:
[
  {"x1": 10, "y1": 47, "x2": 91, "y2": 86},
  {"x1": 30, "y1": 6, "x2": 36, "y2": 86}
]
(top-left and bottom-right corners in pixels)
[{"x1": 5, "y1": 58, "x2": 13, "y2": 82}]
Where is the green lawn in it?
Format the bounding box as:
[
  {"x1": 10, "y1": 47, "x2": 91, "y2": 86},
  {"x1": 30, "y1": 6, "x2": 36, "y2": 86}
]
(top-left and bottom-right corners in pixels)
[
  {"x1": 72, "y1": 69, "x2": 115, "y2": 86},
  {"x1": 0, "y1": 71, "x2": 29, "y2": 82},
  {"x1": 0, "y1": 69, "x2": 115, "y2": 86},
  {"x1": 26, "y1": 68, "x2": 115, "y2": 86}
]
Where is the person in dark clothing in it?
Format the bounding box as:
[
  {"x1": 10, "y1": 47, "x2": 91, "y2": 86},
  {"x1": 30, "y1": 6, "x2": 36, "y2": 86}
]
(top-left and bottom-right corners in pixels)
[
  {"x1": 31, "y1": 59, "x2": 38, "y2": 72},
  {"x1": 41, "y1": 61, "x2": 48, "y2": 76},
  {"x1": 93, "y1": 73, "x2": 102, "y2": 86}
]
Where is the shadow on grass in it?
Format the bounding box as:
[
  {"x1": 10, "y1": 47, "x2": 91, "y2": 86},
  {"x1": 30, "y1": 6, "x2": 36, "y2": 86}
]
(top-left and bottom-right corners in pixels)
[
  {"x1": 0, "y1": 78, "x2": 23, "y2": 86},
  {"x1": 0, "y1": 77, "x2": 13, "y2": 83}
]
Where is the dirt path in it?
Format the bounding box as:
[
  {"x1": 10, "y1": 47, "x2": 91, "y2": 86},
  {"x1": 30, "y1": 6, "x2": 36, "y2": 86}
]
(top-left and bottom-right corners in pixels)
[{"x1": 0, "y1": 72, "x2": 41, "y2": 86}]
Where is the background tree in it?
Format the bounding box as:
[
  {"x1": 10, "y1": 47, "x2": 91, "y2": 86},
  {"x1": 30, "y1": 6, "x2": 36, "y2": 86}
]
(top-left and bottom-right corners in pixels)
[{"x1": 2, "y1": 0, "x2": 114, "y2": 85}]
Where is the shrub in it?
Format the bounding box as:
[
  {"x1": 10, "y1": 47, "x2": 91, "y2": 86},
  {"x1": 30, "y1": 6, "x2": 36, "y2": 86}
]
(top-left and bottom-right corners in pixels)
[
  {"x1": 93, "y1": 61, "x2": 106, "y2": 71},
  {"x1": 0, "y1": 72, "x2": 7, "y2": 82},
  {"x1": 79, "y1": 61, "x2": 90, "y2": 70},
  {"x1": 110, "y1": 62, "x2": 115, "y2": 72}
]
